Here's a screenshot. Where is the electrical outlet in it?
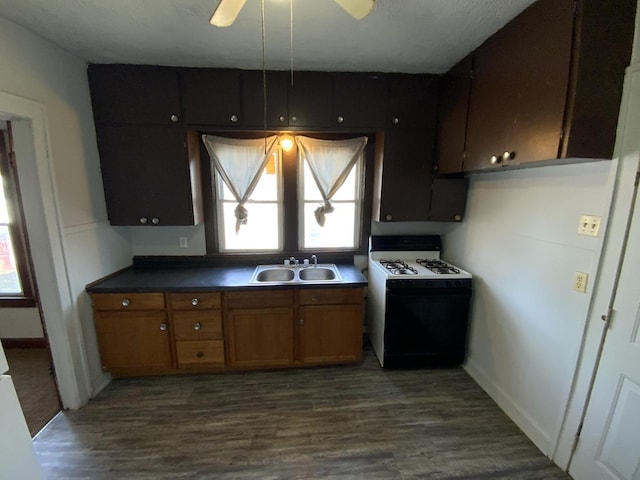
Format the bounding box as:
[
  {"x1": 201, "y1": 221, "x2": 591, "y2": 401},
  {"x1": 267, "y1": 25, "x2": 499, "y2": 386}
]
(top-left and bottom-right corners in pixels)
[
  {"x1": 573, "y1": 271, "x2": 588, "y2": 293},
  {"x1": 179, "y1": 237, "x2": 188, "y2": 248},
  {"x1": 577, "y1": 215, "x2": 601, "y2": 237}
]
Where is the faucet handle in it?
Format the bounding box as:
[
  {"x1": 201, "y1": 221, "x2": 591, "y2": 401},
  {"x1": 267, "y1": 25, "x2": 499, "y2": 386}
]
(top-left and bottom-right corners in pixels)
[{"x1": 311, "y1": 254, "x2": 318, "y2": 265}]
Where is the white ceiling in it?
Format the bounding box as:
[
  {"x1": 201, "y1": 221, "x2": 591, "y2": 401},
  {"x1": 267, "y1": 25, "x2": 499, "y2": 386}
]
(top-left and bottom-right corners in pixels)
[{"x1": 0, "y1": 0, "x2": 537, "y2": 73}]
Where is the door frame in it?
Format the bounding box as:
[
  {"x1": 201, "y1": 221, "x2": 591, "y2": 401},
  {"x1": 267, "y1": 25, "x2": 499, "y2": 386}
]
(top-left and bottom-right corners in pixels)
[{"x1": 0, "y1": 90, "x2": 91, "y2": 409}]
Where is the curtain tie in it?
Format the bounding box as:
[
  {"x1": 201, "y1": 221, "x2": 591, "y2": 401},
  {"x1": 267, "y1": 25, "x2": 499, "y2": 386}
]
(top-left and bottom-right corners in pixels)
[
  {"x1": 314, "y1": 201, "x2": 335, "y2": 227},
  {"x1": 234, "y1": 203, "x2": 249, "y2": 233}
]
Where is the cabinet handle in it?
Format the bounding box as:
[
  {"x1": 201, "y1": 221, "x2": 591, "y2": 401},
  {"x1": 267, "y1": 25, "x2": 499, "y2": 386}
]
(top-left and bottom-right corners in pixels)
[
  {"x1": 502, "y1": 151, "x2": 515, "y2": 161},
  {"x1": 391, "y1": 117, "x2": 399, "y2": 125},
  {"x1": 291, "y1": 116, "x2": 297, "y2": 123},
  {"x1": 196, "y1": 351, "x2": 204, "y2": 358},
  {"x1": 159, "y1": 323, "x2": 167, "y2": 331},
  {"x1": 230, "y1": 114, "x2": 238, "y2": 123},
  {"x1": 278, "y1": 116, "x2": 285, "y2": 123},
  {"x1": 454, "y1": 215, "x2": 462, "y2": 221},
  {"x1": 139, "y1": 217, "x2": 148, "y2": 224},
  {"x1": 121, "y1": 298, "x2": 130, "y2": 307},
  {"x1": 490, "y1": 155, "x2": 501, "y2": 165},
  {"x1": 385, "y1": 214, "x2": 392, "y2": 221},
  {"x1": 193, "y1": 322, "x2": 201, "y2": 331},
  {"x1": 151, "y1": 217, "x2": 160, "y2": 225},
  {"x1": 337, "y1": 115, "x2": 344, "y2": 124},
  {"x1": 191, "y1": 298, "x2": 199, "y2": 306},
  {"x1": 170, "y1": 114, "x2": 179, "y2": 123},
  {"x1": 299, "y1": 318, "x2": 304, "y2": 325}
]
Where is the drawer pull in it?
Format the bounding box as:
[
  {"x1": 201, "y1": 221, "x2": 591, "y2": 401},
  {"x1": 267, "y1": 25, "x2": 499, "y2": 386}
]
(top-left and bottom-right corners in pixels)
[
  {"x1": 299, "y1": 318, "x2": 304, "y2": 325},
  {"x1": 191, "y1": 298, "x2": 199, "y2": 306},
  {"x1": 196, "y1": 351, "x2": 204, "y2": 358},
  {"x1": 193, "y1": 322, "x2": 202, "y2": 331},
  {"x1": 121, "y1": 298, "x2": 130, "y2": 307},
  {"x1": 159, "y1": 323, "x2": 168, "y2": 331}
]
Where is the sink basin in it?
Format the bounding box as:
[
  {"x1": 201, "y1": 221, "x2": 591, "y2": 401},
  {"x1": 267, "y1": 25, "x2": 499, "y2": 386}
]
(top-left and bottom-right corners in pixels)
[
  {"x1": 299, "y1": 267, "x2": 336, "y2": 281},
  {"x1": 249, "y1": 264, "x2": 342, "y2": 284},
  {"x1": 255, "y1": 268, "x2": 295, "y2": 282}
]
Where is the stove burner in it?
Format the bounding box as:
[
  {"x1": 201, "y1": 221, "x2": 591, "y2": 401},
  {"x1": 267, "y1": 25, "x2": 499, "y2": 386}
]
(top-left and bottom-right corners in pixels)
[
  {"x1": 416, "y1": 259, "x2": 461, "y2": 275},
  {"x1": 380, "y1": 259, "x2": 418, "y2": 275}
]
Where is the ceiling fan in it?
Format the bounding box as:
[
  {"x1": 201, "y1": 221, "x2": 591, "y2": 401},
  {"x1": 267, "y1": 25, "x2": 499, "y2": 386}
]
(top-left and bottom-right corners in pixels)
[{"x1": 210, "y1": 0, "x2": 376, "y2": 27}]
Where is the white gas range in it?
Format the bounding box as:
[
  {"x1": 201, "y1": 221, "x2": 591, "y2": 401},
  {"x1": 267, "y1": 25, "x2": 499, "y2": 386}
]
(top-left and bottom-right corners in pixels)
[{"x1": 367, "y1": 235, "x2": 473, "y2": 368}]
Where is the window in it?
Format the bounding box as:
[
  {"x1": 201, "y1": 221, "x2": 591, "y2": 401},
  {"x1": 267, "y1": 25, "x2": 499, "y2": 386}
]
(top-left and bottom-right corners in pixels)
[
  {"x1": 202, "y1": 133, "x2": 372, "y2": 256},
  {"x1": 297, "y1": 136, "x2": 366, "y2": 250},
  {"x1": 0, "y1": 126, "x2": 36, "y2": 306}
]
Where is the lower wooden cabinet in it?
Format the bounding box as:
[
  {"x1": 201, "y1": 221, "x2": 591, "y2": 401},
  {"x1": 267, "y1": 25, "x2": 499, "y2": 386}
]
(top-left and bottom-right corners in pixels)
[
  {"x1": 91, "y1": 286, "x2": 364, "y2": 377},
  {"x1": 93, "y1": 307, "x2": 172, "y2": 376},
  {"x1": 226, "y1": 307, "x2": 294, "y2": 368}
]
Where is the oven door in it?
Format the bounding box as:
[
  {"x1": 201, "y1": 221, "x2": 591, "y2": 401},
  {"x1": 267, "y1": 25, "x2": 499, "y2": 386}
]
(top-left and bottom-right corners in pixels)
[{"x1": 383, "y1": 287, "x2": 471, "y2": 367}]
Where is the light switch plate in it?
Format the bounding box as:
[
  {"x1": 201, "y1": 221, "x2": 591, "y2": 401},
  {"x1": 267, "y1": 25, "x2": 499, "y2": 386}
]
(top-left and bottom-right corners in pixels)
[
  {"x1": 578, "y1": 215, "x2": 601, "y2": 237},
  {"x1": 573, "y1": 271, "x2": 588, "y2": 293}
]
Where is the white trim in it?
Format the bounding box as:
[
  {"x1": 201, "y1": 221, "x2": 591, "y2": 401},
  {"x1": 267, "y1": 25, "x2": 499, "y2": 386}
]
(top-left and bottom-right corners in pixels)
[
  {"x1": 0, "y1": 90, "x2": 91, "y2": 409},
  {"x1": 464, "y1": 357, "x2": 553, "y2": 456}
]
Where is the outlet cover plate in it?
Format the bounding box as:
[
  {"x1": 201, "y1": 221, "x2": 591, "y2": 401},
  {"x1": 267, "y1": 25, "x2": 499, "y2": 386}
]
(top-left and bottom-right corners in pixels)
[
  {"x1": 578, "y1": 215, "x2": 601, "y2": 237},
  {"x1": 573, "y1": 271, "x2": 588, "y2": 293}
]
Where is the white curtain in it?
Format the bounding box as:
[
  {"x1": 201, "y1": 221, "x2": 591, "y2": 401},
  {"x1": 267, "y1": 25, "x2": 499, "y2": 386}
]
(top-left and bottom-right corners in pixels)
[
  {"x1": 295, "y1": 135, "x2": 367, "y2": 226},
  {"x1": 202, "y1": 135, "x2": 278, "y2": 233}
]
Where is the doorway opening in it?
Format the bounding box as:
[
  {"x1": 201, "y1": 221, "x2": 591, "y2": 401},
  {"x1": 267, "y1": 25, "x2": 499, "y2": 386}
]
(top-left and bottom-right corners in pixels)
[{"x1": 1, "y1": 122, "x2": 61, "y2": 436}]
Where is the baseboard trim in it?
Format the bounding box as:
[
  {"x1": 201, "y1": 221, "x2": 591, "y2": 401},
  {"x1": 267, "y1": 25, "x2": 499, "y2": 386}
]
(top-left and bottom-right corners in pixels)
[
  {"x1": 464, "y1": 356, "x2": 553, "y2": 456},
  {"x1": 1, "y1": 337, "x2": 47, "y2": 349}
]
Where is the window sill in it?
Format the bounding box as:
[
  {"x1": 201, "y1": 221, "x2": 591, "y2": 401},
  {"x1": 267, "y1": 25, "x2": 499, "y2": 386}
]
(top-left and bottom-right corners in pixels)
[{"x1": 0, "y1": 297, "x2": 37, "y2": 308}]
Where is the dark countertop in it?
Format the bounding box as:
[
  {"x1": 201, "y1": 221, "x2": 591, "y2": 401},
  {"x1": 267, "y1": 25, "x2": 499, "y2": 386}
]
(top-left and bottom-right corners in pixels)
[{"x1": 86, "y1": 264, "x2": 367, "y2": 293}]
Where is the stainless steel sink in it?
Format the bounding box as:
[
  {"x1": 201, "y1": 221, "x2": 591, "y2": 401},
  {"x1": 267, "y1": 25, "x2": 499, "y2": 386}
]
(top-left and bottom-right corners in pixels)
[
  {"x1": 298, "y1": 267, "x2": 337, "y2": 281},
  {"x1": 249, "y1": 264, "x2": 342, "y2": 284}
]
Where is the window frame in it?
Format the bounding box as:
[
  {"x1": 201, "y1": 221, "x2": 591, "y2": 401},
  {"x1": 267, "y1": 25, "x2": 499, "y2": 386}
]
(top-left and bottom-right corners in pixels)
[
  {"x1": 0, "y1": 124, "x2": 37, "y2": 307},
  {"x1": 202, "y1": 131, "x2": 374, "y2": 261}
]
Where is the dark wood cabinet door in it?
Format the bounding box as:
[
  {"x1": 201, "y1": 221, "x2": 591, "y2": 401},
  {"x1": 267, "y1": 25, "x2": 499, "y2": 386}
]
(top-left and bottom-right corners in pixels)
[
  {"x1": 464, "y1": 0, "x2": 574, "y2": 171},
  {"x1": 332, "y1": 73, "x2": 388, "y2": 128},
  {"x1": 377, "y1": 129, "x2": 435, "y2": 222},
  {"x1": 299, "y1": 305, "x2": 362, "y2": 364},
  {"x1": 387, "y1": 74, "x2": 439, "y2": 129},
  {"x1": 96, "y1": 125, "x2": 198, "y2": 226},
  {"x1": 180, "y1": 69, "x2": 242, "y2": 126},
  {"x1": 436, "y1": 56, "x2": 472, "y2": 174},
  {"x1": 88, "y1": 65, "x2": 181, "y2": 125},
  {"x1": 94, "y1": 311, "x2": 172, "y2": 371},
  {"x1": 288, "y1": 71, "x2": 333, "y2": 128},
  {"x1": 429, "y1": 178, "x2": 468, "y2": 222},
  {"x1": 241, "y1": 70, "x2": 289, "y2": 128},
  {"x1": 226, "y1": 307, "x2": 294, "y2": 368}
]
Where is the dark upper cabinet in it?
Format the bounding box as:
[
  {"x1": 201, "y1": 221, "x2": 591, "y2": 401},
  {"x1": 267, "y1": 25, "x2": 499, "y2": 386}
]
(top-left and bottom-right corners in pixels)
[
  {"x1": 387, "y1": 74, "x2": 439, "y2": 129},
  {"x1": 288, "y1": 72, "x2": 333, "y2": 128},
  {"x1": 373, "y1": 129, "x2": 435, "y2": 222},
  {"x1": 241, "y1": 70, "x2": 289, "y2": 128},
  {"x1": 180, "y1": 69, "x2": 242, "y2": 126},
  {"x1": 462, "y1": 0, "x2": 635, "y2": 172},
  {"x1": 429, "y1": 178, "x2": 468, "y2": 222},
  {"x1": 465, "y1": 0, "x2": 574, "y2": 171},
  {"x1": 96, "y1": 126, "x2": 202, "y2": 226},
  {"x1": 88, "y1": 65, "x2": 181, "y2": 125},
  {"x1": 332, "y1": 73, "x2": 388, "y2": 128},
  {"x1": 435, "y1": 56, "x2": 472, "y2": 174}
]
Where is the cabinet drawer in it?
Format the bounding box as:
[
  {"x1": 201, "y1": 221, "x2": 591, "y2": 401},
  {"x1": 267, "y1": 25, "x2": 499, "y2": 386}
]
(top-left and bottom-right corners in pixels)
[
  {"x1": 299, "y1": 288, "x2": 363, "y2": 305},
  {"x1": 173, "y1": 311, "x2": 222, "y2": 340},
  {"x1": 91, "y1": 293, "x2": 165, "y2": 311},
  {"x1": 176, "y1": 340, "x2": 225, "y2": 367},
  {"x1": 169, "y1": 292, "x2": 221, "y2": 310},
  {"x1": 226, "y1": 290, "x2": 293, "y2": 309}
]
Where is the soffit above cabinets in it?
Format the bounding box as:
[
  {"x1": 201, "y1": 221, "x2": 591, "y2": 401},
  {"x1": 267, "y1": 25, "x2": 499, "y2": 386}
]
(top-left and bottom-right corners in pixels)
[{"x1": 0, "y1": 0, "x2": 535, "y2": 73}]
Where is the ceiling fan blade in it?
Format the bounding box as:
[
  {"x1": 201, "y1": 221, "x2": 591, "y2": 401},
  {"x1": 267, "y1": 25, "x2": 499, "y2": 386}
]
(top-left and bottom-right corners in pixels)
[
  {"x1": 210, "y1": 0, "x2": 247, "y2": 27},
  {"x1": 334, "y1": 0, "x2": 375, "y2": 20}
]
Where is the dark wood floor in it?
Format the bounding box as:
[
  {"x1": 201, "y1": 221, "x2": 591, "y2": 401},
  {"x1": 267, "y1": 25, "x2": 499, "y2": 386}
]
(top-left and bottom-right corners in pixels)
[{"x1": 32, "y1": 347, "x2": 571, "y2": 479}]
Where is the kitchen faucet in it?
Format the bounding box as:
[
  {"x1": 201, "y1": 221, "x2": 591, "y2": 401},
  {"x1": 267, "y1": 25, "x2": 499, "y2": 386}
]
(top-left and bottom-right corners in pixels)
[{"x1": 311, "y1": 254, "x2": 318, "y2": 266}]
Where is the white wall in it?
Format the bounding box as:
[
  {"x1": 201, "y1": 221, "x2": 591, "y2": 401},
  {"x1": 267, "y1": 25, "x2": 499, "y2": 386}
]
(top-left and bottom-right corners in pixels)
[
  {"x1": 442, "y1": 160, "x2": 614, "y2": 455},
  {"x1": 0, "y1": 16, "x2": 131, "y2": 406}
]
